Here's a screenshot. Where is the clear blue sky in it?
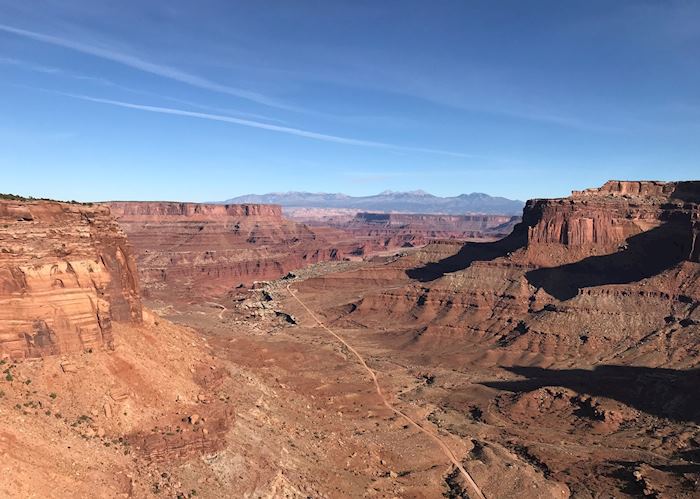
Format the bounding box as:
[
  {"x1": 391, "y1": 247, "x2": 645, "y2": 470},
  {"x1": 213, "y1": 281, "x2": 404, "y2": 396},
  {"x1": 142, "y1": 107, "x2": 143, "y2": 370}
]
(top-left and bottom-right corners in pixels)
[{"x1": 1, "y1": 1, "x2": 698, "y2": 202}]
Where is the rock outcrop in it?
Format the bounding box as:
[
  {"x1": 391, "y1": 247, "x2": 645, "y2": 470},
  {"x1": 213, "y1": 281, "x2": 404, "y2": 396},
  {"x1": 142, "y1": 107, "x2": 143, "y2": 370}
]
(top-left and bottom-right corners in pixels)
[
  {"x1": 0, "y1": 200, "x2": 142, "y2": 359},
  {"x1": 340, "y1": 212, "x2": 518, "y2": 248},
  {"x1": 338, "y1": 180, "x2": 700, "y2": 366},
  {"x1": 522, "y1": 180, "x2": 699, "y2": 266},
  {"x1": 107, "y1": 202, "x2": 364, "y2": 299},
  {"x1": 109, "y1": 201, "x2": 283, "y2": 219},
  {"x1": 289, "y1": 210, "x2": 519, "y2": 252}
]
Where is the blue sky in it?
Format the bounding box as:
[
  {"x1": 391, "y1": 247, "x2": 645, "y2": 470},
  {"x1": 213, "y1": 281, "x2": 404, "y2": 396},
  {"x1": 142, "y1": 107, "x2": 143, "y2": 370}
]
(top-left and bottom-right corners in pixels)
[{"x1": 0, "y1": 1, "x2": 698, "y2": 202}]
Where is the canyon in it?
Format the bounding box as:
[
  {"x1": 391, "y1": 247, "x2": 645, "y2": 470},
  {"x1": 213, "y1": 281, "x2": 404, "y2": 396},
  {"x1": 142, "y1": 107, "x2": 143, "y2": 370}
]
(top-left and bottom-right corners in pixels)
[
  {"x1": 1, "y1": 180, "x2": 698, "y2": 498},
  {"x1": 106, "y1": 201, "x2": 358, "y2": 299},
  {"x1": 289, "y1": 210, "x2": 520, "y2": 248},
  {"x1": 106, "y1": 201, "x2": 513, "y2": 300},
  {"x1": 278, "y1": 180, "x2": 700, "y2": 496}
]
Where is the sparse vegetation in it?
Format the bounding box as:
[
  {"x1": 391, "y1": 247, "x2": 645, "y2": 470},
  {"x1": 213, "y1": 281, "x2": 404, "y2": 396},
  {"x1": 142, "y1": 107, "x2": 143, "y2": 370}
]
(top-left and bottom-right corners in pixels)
[
  {"x1": 0, "y1": 193, "x2": 34, "y2": 201},
  {"x1": 0, "y1": 193, "x2": 94, "y2": 205},
  {"x1": 70, "y1": 414, "x2": 94, "y2": 428},
  {"x1": 175, "y1": 491, "x2": 198, "y2": 499},
  {"x1": 23, "y1": 400, "x2": 42, "y2": 410}
]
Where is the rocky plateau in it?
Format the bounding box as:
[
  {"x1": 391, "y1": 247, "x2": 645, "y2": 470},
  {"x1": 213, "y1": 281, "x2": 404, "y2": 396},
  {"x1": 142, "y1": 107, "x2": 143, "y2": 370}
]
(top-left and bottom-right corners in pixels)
[
  {"x1": 106, "y1": 201, "x2": 362, "y2": 299},
  {"x1": 106, "y1": 201, "x2": 513, "y2": 301}
]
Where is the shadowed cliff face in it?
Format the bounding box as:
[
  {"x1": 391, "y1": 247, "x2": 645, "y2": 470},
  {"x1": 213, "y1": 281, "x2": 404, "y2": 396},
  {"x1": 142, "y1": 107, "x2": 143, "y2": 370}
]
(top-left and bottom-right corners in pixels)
[
  {"x1": 405, "y1": 226, "x2": 527, "y2": 282},
  {"x1": 525, "y1": 217, "x2": 693, "y2": 300},
  {"x1": 0, "y1": 200, "x2": 142, "y2": 360},
  {"x1": 406, "y1": 180, "x2": 700, "y2": 295},
  {"x1": 482, "y1": 365, "x2": 700, "y2": 423},
  {"x1": 521, "y1": 182, "x2": 700, "y2": 299},
  {"x1": 671, "y1": 182, "x2": 700, "y2": 203}
]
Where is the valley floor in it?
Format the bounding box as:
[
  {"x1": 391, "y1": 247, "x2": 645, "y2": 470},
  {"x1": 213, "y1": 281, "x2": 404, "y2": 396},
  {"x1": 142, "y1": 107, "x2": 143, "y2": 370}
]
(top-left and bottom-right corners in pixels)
[{"x1": 148, "y1": 255, "x2": 698, "y2": 498}]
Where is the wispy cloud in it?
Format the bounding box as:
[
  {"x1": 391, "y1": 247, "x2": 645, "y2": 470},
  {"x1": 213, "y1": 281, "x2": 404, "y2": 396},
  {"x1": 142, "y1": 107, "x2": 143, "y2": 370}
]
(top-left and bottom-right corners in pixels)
[
  {"x1": 54, "y1": 91, "x2": 476, "y2": 158},
  {"x1": 154, "y1": 95, "x2": 290, "y2": 125},
  {"x1": 2, "y1": 55, "x2": 290, "y2": 124},
  {"x1": 240, "y1": 43, "x2": 626, "y2": 134},
  {"x1": 0, "y1": 56, "x2": 58, "y2": 73},
  {"x1": 0, "y1": 24, "x2": 620, "y2": 134},
  {"x1": 0, "y1": 125, "x2": 77, "y2": 142},
  {"x1": 0, "y1": 23, "x2": 299, "y2": 112},
  {"x1": 0, "y1": 55, "x2": 115, "y2": 85},
  {"x1": 487, "y1": 107, "x2": 625, "y2": 134}
]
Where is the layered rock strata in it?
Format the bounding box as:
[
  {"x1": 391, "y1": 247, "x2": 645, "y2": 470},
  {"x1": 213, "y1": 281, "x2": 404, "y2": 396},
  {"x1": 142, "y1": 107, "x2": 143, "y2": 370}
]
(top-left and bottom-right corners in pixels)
[
  {"x1": 343, "y1": 180, "x2": 700, "y2": 365},
  {"x1": 107, "y1": 202, "x2": 362, "y2": 299},
  {"x1": 522, "y1": 180, "x2": 699, "y2": 266},
  {"x1": 341, "y1": 212, "x2": 518, "y2": 248},
  {"x1": 289, "y1": 210, "x2": 519, "y2": 252},
  {"x1": 0, "y1": 200, "x2": 142, "y2": 359}
]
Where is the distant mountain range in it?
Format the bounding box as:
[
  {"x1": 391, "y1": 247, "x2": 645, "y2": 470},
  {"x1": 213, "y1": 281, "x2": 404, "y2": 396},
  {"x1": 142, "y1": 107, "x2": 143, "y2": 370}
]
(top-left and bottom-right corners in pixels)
[{"x1": 223, "y1": 190, "x2": 524, "y2": 215}]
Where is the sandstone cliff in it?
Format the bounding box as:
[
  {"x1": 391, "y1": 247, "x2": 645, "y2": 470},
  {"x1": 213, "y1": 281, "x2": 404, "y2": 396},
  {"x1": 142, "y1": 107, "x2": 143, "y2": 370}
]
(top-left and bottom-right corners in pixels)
[
  {"x1": 109, "y1": 201, "x2": 282, "y2": 219},
  {"x1": 522, "y1": 180, "x2": 699, "y2": 266},
  {"x1": 0, "y1": 200, "x2": 142, "y2": 359},
  {"x1": 106, "y1": 201, "x2": 363, "y2": 299},
  {"x1": 340, "y1": 180, "x2": 700, "y2": 366},
  {"x1": 288, "y1": 209, "x2": 520, "y2": 253}
]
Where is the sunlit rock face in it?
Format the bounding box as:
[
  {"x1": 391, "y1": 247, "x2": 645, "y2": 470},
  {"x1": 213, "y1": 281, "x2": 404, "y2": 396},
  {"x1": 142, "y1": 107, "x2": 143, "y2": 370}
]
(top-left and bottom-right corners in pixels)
[
  {"x1": 106, "y1": 201, "x2": 362, "y2": 299},
  {"x1": 0, "y1": 200, "x2": 142, "y2": 359},
  {"x1": 522, "y1": 180, "x2": 700, "y2": 266}
]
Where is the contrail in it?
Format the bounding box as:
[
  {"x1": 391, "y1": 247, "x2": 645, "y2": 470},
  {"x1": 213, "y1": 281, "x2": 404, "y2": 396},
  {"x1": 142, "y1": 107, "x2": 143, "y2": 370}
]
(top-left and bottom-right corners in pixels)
[
  {"x1": 58, "y1": 91, "x2": 477, "y2": 158},
  {"x1": 0, "y1": 23, "x2": 298, "y2": 112}
]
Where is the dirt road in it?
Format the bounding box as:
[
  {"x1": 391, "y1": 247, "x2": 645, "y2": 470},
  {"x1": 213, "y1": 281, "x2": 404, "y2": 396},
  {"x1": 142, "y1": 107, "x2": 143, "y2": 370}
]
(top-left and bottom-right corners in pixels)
[
  {"x1": 205, "y1": 302, "x2": 228, "y2": 320},
  {"x1": 286, "y1": 284, "x2": 487, "y2": 499}
]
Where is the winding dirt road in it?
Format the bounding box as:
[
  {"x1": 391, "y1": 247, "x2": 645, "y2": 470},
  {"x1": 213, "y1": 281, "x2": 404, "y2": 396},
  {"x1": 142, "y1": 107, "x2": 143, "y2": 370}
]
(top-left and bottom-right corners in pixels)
[
  {"x1": 286, "y1": 284, "x2": 487, "y2": 499},
  {"x1": 205, "y1": 302, "x2": 228, "y2": 320}
]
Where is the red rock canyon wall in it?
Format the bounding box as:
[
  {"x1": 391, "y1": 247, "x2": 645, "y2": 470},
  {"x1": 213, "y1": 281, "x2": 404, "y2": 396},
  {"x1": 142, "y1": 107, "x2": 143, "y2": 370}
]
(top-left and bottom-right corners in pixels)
[{"x1": 0, "y1": 200, "x2": 142, "y2": 359}]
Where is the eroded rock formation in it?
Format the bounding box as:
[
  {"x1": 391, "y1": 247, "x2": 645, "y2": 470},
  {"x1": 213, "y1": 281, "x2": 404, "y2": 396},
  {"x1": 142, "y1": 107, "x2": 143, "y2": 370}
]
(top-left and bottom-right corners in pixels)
[
  {"x1": 333, "y1": 180, "x2": 700, "y2": 366},
  {"x1": 107, "y1": 202, "x2": 364, "y2": 299},
  {"x1": 0, "y1": 200, "x2": 142, "y2": 359},
  {"x1": 522, "y1": 180, "x2": 699, "y2": 266},
  {"x1": 336, "y1": 212, "x2": 518, "y2": 248}
]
